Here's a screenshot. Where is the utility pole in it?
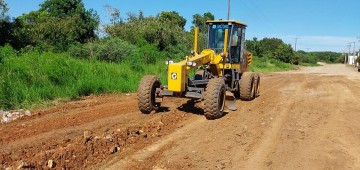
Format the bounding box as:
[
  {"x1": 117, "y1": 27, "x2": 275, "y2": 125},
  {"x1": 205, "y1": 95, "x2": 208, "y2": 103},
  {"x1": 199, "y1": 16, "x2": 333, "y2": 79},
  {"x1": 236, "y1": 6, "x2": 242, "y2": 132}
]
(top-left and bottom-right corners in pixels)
[
  {"x1": 352, "y1": 42, "x2": 356, "y2": 56},
  {"x1": 346, "y1": 43, "x2": 352, "y2": 64},
  {"x1": 347, "y1": 43, "x2": 352, "y2": 55},
  {"x1": 294, "y1": 37, "x2": 299, "y2": 52},
  {"x1": 227, "y1": 0, "x2": 230, "y2": 20},
  {"x1": 343, "y1": 49, "x2": 347, "y2": 64}
]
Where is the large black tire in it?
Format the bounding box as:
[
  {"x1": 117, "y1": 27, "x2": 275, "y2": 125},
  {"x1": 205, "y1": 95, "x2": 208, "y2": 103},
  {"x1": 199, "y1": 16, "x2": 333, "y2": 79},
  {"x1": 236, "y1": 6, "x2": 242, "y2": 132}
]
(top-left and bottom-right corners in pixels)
[
  {"x1": 137, "y1": 75, "x2": 161, "y2": 114},
  {"x1": 239, "y1": 72, "x2": 255, "y2": 101},
  {"x1": 254, "y1": 73, "x2": 260, "y2": 97},
  {"x1": 204, "y1": 78, "x2": 226, "y2": 120}
]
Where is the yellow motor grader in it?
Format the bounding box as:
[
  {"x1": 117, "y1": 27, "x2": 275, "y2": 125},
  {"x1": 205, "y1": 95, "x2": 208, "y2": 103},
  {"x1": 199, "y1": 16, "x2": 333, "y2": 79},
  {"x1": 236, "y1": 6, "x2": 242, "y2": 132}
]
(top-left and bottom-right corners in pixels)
[{"x1": 137, "y1": 20, "x2": 260, "y2": 120}]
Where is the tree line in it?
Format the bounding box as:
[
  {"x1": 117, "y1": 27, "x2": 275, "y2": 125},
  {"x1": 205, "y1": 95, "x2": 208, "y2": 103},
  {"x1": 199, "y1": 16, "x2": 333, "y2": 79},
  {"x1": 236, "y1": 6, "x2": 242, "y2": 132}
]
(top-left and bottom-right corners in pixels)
[{"x1": 0, "y1": 0, "x2": 342, "y2": 65}]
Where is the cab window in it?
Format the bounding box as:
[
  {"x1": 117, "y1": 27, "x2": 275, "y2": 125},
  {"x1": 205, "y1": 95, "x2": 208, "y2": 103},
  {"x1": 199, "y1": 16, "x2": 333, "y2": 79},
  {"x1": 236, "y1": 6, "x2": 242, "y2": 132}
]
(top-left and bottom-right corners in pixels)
[{"x1": 208, "y1": 24, "x2": 231, "y2": 53}]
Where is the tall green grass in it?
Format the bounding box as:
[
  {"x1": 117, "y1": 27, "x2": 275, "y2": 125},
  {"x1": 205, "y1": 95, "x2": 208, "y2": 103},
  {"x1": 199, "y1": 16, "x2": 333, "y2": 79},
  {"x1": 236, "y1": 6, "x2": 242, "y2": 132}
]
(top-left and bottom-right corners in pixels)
[{"x1": 0, "y1": 52, "x2": 167, "y2": 110}]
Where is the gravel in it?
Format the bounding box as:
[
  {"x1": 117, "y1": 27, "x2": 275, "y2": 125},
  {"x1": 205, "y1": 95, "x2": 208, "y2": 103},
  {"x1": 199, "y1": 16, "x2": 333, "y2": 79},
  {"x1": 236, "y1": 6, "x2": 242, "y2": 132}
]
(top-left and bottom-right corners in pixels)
[{"x1": 0, "y1": 109, "x2": 32, "y2": 124}]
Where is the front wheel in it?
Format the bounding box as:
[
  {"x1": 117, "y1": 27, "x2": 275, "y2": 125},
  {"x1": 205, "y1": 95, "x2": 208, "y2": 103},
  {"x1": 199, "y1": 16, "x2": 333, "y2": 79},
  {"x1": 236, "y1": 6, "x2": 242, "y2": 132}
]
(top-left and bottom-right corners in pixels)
[
  {"x1": 204, "y1": 78, "x2": 226, "y2": 120},
  {"x1": 137, "y1": 75, "x2": 161, "y2": 114}
]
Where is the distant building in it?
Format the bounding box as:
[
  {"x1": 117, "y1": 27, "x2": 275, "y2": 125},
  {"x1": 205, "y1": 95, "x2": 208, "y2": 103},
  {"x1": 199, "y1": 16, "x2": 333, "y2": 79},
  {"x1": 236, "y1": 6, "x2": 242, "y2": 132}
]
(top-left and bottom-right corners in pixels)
[
  {"x1": 347, "y1": 55, "x2": 357, "y2": 65},
  {"x1": 347, "y1": 52, "x2": 359, "y2": 65}
]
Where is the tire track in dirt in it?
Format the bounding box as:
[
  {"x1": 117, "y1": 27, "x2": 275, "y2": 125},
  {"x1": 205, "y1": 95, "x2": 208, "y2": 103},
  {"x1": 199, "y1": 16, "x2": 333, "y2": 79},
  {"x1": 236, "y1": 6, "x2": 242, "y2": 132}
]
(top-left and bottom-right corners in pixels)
[
  {"x1": 256, "y1": 66, "x2": 360, "y2": 169},
  {"x1": 243, "y1": 75, "x2": 303, "y2": 169},
  {"x1": 120, "y1": 73, "x2": 293, "y2": 169},
  {"x1": 118, "y1": 64, "x2": 360, "y2": 170}
]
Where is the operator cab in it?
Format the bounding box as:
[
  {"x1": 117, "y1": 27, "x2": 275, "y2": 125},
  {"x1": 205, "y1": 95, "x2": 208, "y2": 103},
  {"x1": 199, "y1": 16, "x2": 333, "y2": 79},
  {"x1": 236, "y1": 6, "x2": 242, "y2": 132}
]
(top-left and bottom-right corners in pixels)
[{"x1": 206, "y1": 20, "x2": 247, "y2": 64}]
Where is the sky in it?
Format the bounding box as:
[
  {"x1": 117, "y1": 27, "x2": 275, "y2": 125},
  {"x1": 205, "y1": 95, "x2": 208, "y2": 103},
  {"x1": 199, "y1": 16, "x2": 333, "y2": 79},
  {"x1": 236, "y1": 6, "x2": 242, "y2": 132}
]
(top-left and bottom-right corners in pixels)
[{"x1": 5, "y1": 0, "x2": 360, "y2": 52}]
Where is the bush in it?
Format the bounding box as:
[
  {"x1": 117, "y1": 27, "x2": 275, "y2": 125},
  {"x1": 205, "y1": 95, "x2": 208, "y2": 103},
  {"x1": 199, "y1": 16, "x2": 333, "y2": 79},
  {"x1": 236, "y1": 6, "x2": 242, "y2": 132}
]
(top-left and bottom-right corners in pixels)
[
  {"x1": 68, "y1": 43, "x2": 90, "y2": 59},
  {"x1": 95, "y1": 38, "x2": 138, "y2": 62},
  {"x1": 250, "y1": 56, "x2": 295, "y2": 72},
  {"x1": 0, "y1": 44, "x2": 17, "y2": 63},
  {"x1": 69, "y1": 38, "x2": 138, "y2": 63},
  {"x1": 105, "y1": 11, "x2": 191, "y2": 60},
  {"x1": 68, "y1": 37, "x2": 174, "y2": 68}
]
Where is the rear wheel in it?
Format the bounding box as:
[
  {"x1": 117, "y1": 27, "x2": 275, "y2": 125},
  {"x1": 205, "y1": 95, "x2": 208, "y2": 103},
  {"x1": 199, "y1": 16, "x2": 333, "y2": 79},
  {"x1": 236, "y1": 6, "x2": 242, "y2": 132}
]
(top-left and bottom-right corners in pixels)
[
  {"x1": 137, "y1": 75, "x2": 161, "y2": 114},
  {"x1": 254, "y1": 73, "x2": 260, "y2": 97},
  {"x1": 204, "y1": 78, "x2": 226, "y2": 120},
  {"x1": 239, "y1": 72, "x2": 255, "y2": 101}
]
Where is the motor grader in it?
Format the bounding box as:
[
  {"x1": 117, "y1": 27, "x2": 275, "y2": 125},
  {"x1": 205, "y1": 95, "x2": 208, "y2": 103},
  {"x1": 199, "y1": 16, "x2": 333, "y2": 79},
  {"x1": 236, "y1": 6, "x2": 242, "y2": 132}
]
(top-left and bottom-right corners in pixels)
[{"x1": 137, "y1": 20, "x2": 260, "y2": 120}]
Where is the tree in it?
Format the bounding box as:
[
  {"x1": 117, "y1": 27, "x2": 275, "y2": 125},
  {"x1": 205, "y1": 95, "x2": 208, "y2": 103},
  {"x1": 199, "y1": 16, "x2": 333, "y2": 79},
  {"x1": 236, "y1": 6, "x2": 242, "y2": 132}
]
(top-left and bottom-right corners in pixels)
[
  {"x1": 0, "y1": 0, "x2": 8, "y2": 20},
  {"x1": 158, "y1": 11, "x2": 186, "y2": 29},
  {"x1": 40, "y1": 0, "x2": 99, "y2": 42},
  {"x1": 246, "y1": 37, "x2": 295, "y2": 63},
  {"x1": 15, "y1": 0, "x2": 99, "y2": 51},
  {"x1": 191, "y1": 12, "x2": 214, "y2": 33},
  {"x1": 0, "y1": 0, "x2": 15, "y2": 47},
  {"x1": 106, "y1": 11, "x2": 188, "y2": 49},
  {"x1": 104, "y1": 5, "x2": 121, "y2": 24},
  {"x1": 310, "y1": 51, "x2": 341, "y2": 63},
  {"x1": 246, "y1": 37, "x2": 259, "y2": 56}
]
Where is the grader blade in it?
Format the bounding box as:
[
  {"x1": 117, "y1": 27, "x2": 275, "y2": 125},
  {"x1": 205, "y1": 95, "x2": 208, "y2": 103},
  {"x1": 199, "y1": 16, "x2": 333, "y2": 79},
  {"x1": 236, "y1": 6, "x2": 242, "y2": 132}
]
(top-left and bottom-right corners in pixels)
[{"x1": 224, "y1": 91, "x2": 237, "y2": 112}]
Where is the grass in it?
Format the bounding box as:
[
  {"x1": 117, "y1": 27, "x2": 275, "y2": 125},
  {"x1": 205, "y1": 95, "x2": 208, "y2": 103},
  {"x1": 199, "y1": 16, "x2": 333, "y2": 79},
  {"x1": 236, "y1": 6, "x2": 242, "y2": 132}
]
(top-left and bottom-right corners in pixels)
[
  {"x1": 299, "y1": 62, "x2": 321, "y2": 67},
  {"x1": 0, "y1": 51, "x2": 317, "y2": 110},
  {"x1": 0, "y1": 51, "x2": 167, "y2": 110},
  {"x1": 250, "y1": 56, "x2": 296, "y2": 72}
]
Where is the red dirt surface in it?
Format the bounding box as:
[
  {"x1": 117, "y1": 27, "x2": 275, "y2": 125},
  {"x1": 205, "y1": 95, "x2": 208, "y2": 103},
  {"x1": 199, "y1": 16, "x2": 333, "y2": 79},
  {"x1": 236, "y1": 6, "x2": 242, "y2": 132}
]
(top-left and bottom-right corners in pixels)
[{"x1": 2, "y1": 64, "x2": 360, "y2": 170}]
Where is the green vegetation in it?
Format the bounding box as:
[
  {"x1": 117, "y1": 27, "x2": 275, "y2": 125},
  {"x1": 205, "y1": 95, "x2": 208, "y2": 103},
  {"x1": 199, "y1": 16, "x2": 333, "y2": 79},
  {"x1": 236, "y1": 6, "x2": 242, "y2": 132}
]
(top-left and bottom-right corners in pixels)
[
  {"x1": 299, "y1": 62, "x2": 321, "y2": 67},
  {"x1": 0, "y1": 0, "x2": 8, "y2": 20},
  {"x1": 250, "y1": 56, "x2": 295, "y2": 72},
  {"x1": 246, "y1": 38, "x2": 343, "y2": 65},
  {"x1": 0, "y1": 45, "x2": 167, "y2": 109},
  {"x1": 0, "y1": 0, "x2": 343, "y2": 110},
  {"x1": 246, "y1": 38, "x2": 295, "y2": 64},
  {"x1": 1, "y1": 0, "x2": 98, "y2": 51}
]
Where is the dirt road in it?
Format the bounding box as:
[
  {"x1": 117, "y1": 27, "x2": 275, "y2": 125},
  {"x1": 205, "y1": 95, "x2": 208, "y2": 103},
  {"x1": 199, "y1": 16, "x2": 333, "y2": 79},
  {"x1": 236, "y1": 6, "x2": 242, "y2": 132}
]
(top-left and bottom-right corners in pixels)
[{"x1": 1, "y1": 64, "x2": 360, "y2": 170}]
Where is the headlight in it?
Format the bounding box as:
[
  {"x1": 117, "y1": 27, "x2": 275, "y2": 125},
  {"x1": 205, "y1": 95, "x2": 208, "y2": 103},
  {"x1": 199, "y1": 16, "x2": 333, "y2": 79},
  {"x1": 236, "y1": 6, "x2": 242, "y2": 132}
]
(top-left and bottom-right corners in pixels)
[
  {"x1": 171, "y1": 72, "x2": 177, "y2": 80},
  {"x1": 186, "y1": 61, "x2": 197, "y2": 67},
  {"x1": 165, "y1": 60, "x2": 174, "y2": 65}
]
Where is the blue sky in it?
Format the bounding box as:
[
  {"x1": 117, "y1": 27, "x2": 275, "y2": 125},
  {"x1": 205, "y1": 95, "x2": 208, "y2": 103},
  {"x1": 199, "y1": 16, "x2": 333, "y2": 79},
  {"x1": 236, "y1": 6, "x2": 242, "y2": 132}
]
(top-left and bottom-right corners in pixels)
[{"x1": 5, "y1": 0, "x2": 360, "y2": 52}]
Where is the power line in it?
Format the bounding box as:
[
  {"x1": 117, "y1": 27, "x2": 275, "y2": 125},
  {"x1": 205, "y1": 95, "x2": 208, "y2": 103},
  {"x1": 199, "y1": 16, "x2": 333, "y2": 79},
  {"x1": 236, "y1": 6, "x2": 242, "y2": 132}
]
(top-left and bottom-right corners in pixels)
[
  {"x1": 349, "y1": 42, "x2": 356, "y2": 56},
  {"x1": 347, "y1": 43, "x2": 352, "y2": 55},
  {"x1": 353, "y1": 42, "x2": 356, "y2": 56}
]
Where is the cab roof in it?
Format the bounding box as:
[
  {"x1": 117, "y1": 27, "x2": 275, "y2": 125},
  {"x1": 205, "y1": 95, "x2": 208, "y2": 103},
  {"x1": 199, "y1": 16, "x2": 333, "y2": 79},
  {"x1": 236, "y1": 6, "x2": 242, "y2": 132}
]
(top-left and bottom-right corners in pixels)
[{"x1": 206, "y1": 20, "x2": 247, "y2": 27}]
